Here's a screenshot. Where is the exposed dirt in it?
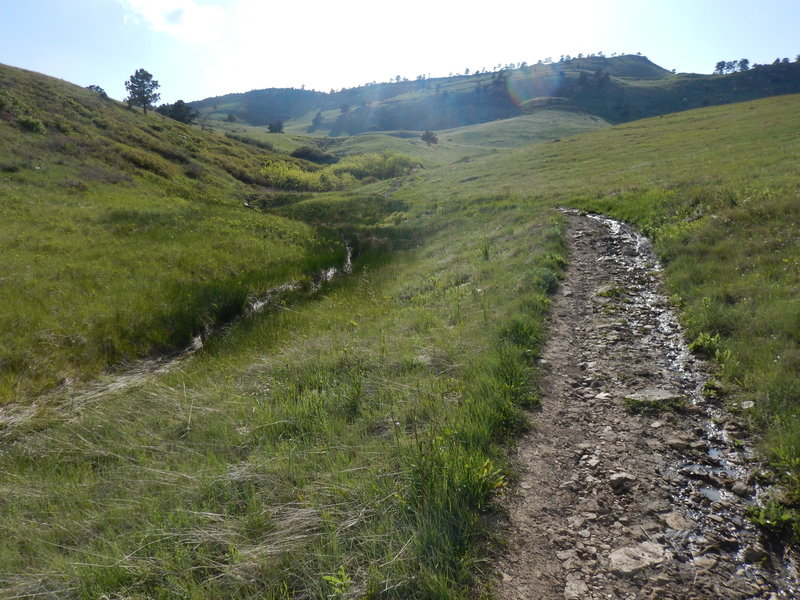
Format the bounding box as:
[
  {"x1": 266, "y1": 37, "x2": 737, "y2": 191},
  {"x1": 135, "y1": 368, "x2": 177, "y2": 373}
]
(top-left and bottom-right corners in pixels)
[{"x1": 495, "y1": 213, "x2": 798, "y2": 599}]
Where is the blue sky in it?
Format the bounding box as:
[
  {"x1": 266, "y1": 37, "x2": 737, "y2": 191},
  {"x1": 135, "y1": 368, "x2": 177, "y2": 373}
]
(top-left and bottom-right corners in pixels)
[{"x1": 1, "y1": 0, "x2": 798, "y2": 104}]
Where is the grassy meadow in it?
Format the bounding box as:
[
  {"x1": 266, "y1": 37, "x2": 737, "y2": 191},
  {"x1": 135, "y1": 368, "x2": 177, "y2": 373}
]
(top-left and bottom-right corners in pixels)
[
  {"x1": 400, "y1": 92, "x2": 800, "y2": 537},
  {"x1": 206, "y1": 110, "x2": 611, "y2": 166},
  {"x1": 0, "y1": 64, "x2": 425, "y2": 402},
  {"x1": 0, "y1": 185, "x2": 566, "y2": 598},
  {"x1": 1, "y1": 57, "x2": 799, "y2": 598}
]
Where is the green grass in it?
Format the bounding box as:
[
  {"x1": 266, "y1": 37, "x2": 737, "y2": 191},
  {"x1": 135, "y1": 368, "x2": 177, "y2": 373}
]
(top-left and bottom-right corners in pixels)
[
  {"x1": 204, "y1": 109, "x2": 611, "y2": 167},
  {"x1": 0, "y1": 64, "x2": 428, "y2": 402},
  {"x1": 0, "y1": 61, "x2": 571, "y2": 599},
  {"x1": 401, "y1": 92, "x2": 800, "y2": 538},
  {"x1": 324, "y1": 111, "x2": 610, "y2": 164},
  {"x1": 0, "y1": 186, "x2": 566, "y2": 598},
  {"x1": 2, "y1": 59, "x2": 800, "y2": 598},
  {"x1": 397, "y1": 94, "x2": 800, "y2": 204},
  {"x1": 0, "y1": 63, "x2": 354, "y2": 401}
]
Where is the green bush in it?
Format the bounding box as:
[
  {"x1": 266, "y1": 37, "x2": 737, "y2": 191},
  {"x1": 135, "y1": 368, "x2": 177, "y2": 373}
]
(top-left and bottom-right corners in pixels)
[
  {"x1": 328, "y1": 152, "x2": 418, "y2": 180},
  {"x1": 18, "y1": 115, "x2": 47, "y2": 134},
  {"x1": 260, "y1": 153, "x2": 418, "y2": 192},
  {"x1": 120, "y1": 147, "x2": 175, "y2": 177},
  {"x1": 290, "y1": 146, "x2": 338, "y2": 164},
  {"x1": 688, "y1": 331, "x2": 722, "y2": 356},
  {"x1": 224, "y1": 132, "x2": 274, "y2": 151},
  {"x1": 260, "y1": 159, "x2": 355, "y2": 191}
]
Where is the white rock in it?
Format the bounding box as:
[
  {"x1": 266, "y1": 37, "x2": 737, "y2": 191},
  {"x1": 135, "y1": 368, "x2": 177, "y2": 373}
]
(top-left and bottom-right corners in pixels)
[
  {"x1": 557, "y1": 549, "x2": 578, "y2": 561},
  {"x1": 609, "y1": 471, "x2": 636, "y2": 493},
  {"x1": 662, "y1": 512, "x2": 696, "y2": 530},
  {"x1": 694, "y1": 555, "x2": 717, "y2": 570},
  {"x1": 564, "y1": 573, "x2": 589, "y2": 599},
  {"x1": 608, "y1": 542, "x2": 667, "y2": 577},
  {"x1": 627, "y1": 388, "x2": 682, "y2": 403},
  {"x1": 731, "y1": 480, "x2": 752, "y2": 497}
]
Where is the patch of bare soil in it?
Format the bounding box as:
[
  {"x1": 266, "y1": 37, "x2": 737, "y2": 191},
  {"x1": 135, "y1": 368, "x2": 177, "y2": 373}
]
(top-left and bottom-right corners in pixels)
[{"x1": 495, "y1": 213, "x2": 798, "y2": 599}]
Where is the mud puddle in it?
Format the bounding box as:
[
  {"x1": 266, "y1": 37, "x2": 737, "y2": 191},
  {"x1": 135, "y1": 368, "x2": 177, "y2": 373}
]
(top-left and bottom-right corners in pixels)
[{"x1": 496, "y1": 212, "x2": 797, "y2": 599}]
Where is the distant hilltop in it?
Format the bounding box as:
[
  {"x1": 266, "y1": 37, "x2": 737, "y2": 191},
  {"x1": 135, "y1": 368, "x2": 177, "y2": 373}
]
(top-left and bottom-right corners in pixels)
[{"x1": 189, "y1": 54, "x2": 800, "y2": 135}]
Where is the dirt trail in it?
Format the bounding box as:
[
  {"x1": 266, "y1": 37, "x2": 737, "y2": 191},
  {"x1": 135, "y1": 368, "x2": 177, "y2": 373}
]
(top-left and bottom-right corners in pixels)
[{"x1": 496, "y1": 213, "x2": 798, "y2": 599}]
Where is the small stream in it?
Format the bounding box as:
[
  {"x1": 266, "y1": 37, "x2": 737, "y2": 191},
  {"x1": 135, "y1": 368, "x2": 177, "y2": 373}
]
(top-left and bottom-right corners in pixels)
[{"x1": 0, "y1": 244, "x2": 355, "y2": 437}]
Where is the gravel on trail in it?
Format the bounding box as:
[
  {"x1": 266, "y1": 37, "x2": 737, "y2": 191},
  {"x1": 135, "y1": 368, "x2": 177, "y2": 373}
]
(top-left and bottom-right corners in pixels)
[{"x1": 495, "y1": 212, "x2": 798, "y2": 600}]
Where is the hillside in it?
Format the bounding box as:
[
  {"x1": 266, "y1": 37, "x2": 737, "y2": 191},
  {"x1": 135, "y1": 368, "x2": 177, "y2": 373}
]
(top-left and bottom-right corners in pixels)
[
  {"x1": 192, "y1": 55, "x2": 800, "y2": 135},
  {"x1": 0, "y1": 63, "x2": 415, "y2": 401},
  {"x1": 262, "y1": 111, "x2": 610, "y2": 164}
]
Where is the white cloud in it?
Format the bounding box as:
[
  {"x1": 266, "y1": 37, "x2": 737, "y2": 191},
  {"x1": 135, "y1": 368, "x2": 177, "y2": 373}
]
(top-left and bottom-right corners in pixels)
[
  {"x1": 112, "y1": 0, "x2": 615, "y2": 99},
  {"x1": 117, "y1": 0, "x2": 228, "y2": 44}
]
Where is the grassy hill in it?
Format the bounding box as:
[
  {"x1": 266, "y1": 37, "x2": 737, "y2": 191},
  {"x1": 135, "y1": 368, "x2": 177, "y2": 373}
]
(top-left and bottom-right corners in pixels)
[
  {"x1": 230, "y1": 111, "x2": 610, "y2": 165},
  {"x1": 0, "y1": 60, "x2": 799, "y2": 599},
  {"x1": 400, "y1": 93, "x2": 800, "y2": 536},
  {"x1": 0, "y1": 63, "x2": 417, "y2": 401},
  {"x1": 192, "y1": 55, "x2": 800, "y2": 136}
]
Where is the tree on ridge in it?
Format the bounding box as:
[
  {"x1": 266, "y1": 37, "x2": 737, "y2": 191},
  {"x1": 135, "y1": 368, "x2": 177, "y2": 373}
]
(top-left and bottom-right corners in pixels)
[{"x1": 125, "y1": 69, "x2": 160, "y2": 114}]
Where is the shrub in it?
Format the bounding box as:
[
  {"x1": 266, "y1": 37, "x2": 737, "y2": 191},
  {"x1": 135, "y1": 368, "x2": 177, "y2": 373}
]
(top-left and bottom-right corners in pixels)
[
  {"x1": 224, "y1": 133, "x2": 275, "y2": 151},
  {"x1": 18, "y1": 116, "x2": 46, "y2": 134},
  {"x1": 86, "y1": 85, "x2": 108, "y2": 99},
  {"x1": 120, "y1": 148, "x2": 174, "y2": 177},
  {"x1": 290, "y1": 146, "x2": 338, "y2": 164},
  {"x1": 260, "y1": 159, "x2": 355, "y2": 191},
  {"x1": 328, "y1": 152, "x2": 418, "y2": 180},
  {"x1": 184, "y1": 161, "x2": 204, "y2": 179},
  {"x1": 688, "y1": 331, "x2": 722, "y2": 357},
  {"x1": 259, "y1": 153, "x2": 418, "y2": 192}
]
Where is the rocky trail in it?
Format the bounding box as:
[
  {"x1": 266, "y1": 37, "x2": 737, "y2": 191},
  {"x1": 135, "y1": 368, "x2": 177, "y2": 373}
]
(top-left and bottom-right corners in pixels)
[{"x1": 496, "y1": 213, "x2": 799, "y2": 599}]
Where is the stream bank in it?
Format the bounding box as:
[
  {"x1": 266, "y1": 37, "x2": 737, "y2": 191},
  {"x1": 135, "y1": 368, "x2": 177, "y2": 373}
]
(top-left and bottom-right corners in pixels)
[{"x1": 0, "y1": 246, "x2": 354, "y2": 442}]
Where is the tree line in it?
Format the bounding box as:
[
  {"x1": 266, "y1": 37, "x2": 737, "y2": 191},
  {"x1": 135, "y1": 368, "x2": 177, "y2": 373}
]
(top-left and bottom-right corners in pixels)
[{"x1": 714, "y1": 55, "x2": 799, "y2": 75}]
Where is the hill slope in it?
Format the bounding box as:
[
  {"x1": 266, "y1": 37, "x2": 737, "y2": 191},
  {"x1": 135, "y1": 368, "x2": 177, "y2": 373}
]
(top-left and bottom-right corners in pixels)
[
  {"x1": 193, "y1": 55, "x2": 800, "y2": 135},
  {"x1": 402, "y1": 92, "x2": 800, "y2": 539},
  {"x1": 0, "y1": 63, "x2": 351, "y2": 400}
]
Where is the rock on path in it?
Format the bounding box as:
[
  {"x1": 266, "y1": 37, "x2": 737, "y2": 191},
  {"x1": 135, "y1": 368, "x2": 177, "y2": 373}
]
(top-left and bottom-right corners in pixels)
[{"x1": 495, "y1": 213, "x2": 798, "y2": 600}]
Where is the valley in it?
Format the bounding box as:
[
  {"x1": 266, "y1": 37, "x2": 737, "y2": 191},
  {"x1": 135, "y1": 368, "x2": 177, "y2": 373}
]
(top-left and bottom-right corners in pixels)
[{"x1": 0, "y1": 57, "x2": 798, "y2": 599}]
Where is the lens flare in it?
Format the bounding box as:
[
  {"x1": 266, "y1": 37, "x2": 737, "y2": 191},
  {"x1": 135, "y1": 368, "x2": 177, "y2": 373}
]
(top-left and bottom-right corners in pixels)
[{"x1": 504, "y1": 69, "x2": 563, "y2": 108}]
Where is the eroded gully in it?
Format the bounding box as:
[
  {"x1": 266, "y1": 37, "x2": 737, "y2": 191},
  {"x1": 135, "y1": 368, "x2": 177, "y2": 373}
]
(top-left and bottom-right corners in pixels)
[
  {"x1": 495, "y1": 212, "x2": 798, "y2": 599},
  {"x1": 0, "y1": 247, "x2": 352, "y2": 440}
]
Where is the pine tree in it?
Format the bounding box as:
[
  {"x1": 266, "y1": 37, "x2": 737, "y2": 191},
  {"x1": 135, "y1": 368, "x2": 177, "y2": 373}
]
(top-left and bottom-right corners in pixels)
[{"x1": 125, "y1": 69, "x2": 161, "y2": 114}]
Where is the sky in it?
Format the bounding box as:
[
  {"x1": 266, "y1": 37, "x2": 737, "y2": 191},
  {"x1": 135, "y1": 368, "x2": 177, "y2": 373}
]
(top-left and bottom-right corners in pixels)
[{"x1": 1, "y1": 0, "x2": 798, "y2": 104}]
